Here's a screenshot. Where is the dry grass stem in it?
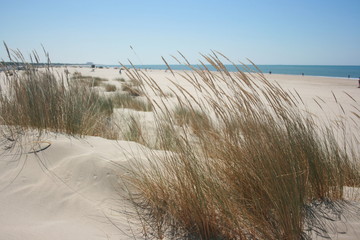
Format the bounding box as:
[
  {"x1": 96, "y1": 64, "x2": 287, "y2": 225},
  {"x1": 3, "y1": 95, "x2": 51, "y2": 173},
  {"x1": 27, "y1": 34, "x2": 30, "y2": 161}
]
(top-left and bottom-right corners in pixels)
[{"x1": 122, "y1": 53, "x2": 360, "y2": 240}]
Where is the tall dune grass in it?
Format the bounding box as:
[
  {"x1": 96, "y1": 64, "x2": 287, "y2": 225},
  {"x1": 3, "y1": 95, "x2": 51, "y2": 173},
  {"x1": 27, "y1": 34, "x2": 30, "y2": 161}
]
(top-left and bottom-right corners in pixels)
[
  {"x1": 0, "y1": 48, "x2": 114, "y2": 138},
  {"x1": 111, "y1": 93, "x2": 153, "y2": 112},
  {"x1": 123, "y1": 115, "x2": 144, "y2": 143},
  {"x1": 72, "y1": 73, "x2": 108, "y2": 87},
  {"x1": 123, "y1": 53, "x2": 360, "y2": 239}
]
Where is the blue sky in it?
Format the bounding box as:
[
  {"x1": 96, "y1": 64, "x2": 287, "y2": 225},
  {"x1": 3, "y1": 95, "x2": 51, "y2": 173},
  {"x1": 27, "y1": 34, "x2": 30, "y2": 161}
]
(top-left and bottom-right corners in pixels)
[{"x1": 1, "y1": 0, "x2": 360, "y2": 65}]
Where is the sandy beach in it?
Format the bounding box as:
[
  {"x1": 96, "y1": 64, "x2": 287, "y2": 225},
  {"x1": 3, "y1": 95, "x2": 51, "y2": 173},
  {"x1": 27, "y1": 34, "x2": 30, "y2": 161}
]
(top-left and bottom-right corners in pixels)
[{"x1": 0, "y1": 66, "x2": 359, "y2": 240}]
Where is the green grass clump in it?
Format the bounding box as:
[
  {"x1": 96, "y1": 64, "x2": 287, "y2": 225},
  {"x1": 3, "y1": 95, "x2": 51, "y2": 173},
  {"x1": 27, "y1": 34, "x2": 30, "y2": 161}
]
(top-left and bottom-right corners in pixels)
[
  {"x1": 111, "y1": 93, "x2": 152, "y2": 112},
  {"x1": 123, "y1": 53, "x2": 360, "y2": 240}
]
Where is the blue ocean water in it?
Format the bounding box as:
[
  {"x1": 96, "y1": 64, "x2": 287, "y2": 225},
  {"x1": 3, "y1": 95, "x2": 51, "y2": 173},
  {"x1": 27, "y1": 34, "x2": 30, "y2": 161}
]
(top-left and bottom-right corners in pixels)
[{"x1": 104, "y1": 64, "x2": 360, "y2": 79}]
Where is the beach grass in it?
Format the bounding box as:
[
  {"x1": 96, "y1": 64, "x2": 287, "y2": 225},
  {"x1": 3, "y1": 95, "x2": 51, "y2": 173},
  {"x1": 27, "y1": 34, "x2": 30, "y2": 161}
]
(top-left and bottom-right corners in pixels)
[
  {"x1": 0, "y1": 50, "x2": 114, "y2": 138},
  {"x1": 121, "y1": 82, "x2": 143, "y2": 97},
  {"x1": 1, "y1": 46, "x2": 359, "y2": 239},
  {"x1": 123, "y1": 115, "x2": 144, "y2": 143},
  {"x1": 123, "y1": 54, "x2": 360, "y2": 239},
  {"x1": 110, "y1": 93, "x2": 152, "y2": 112},
  {"x1": 172, "y1": 105, "x2": 213, "y2": 137},
  {"x1": 72, "y1": 73, "x2": 108, "y2": 87},
  {"x1": 104, "y1": 83, "x2": 117, "y2": 92}
]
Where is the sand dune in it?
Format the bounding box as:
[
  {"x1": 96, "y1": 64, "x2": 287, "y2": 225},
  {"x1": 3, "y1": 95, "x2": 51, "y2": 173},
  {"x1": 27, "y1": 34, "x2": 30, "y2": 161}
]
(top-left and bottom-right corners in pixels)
[
  {"x1": 0, "y1": 67, "x2": 359, "y2": 239},
  {"x1": 0, "y1": 134, "x2": 149, "y2": 239}
]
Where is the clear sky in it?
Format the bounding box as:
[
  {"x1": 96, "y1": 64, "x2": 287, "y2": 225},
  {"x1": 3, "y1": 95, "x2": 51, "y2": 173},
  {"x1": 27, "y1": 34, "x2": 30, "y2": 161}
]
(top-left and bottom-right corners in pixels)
[{"x1": 1, "y1": 0, "x2": 360, "y2": 65}]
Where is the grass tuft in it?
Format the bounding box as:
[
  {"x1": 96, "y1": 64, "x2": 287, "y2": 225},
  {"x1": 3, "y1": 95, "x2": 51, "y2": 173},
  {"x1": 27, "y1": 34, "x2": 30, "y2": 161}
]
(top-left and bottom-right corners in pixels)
[
  {"x1": 111, "y1": 93, "x2": 152, "y2": 112},
  {"x1": 121, "y1": 83, "x2": 142, "y2": 96},
  {"x1": 72, "y1": 73, "x2": 108, "y2": 87},
  {"x1": 104, "y1": 83, "x2": 117, "y2": 92},
  {"x1": 0, "y1": 49, "x2": 115, "y2": 139},
  {"x1": 123, "y1": 53, "x2": 360, "y2": 240},
  {"x1": 123, "y1": 115, "x2": 144, "y2": 143},
  {"x1": 173, "y1": 105, "x2": 213, "y2": 136}
]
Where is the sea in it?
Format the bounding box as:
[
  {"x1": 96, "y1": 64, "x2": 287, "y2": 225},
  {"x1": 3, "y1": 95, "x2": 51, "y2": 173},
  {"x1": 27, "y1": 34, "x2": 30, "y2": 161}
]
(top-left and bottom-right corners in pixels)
[{"x1": 100, "y1": 64, "x2": 360, "y2": 79}]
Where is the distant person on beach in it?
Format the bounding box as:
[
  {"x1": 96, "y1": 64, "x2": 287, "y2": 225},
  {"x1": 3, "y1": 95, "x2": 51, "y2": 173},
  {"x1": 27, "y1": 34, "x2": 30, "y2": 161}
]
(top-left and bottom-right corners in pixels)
[
  {"x1": 358, "y1": 77, "x2": 360, "y2": 88},
  {"x1": 302, "y1": 73, "x2": 304, "y2": 76},
  {"x1": 269, "y1": 71, "x2": 272, "y2": 74},
  {"x1": 119, "y1": 68, "x2": 122, "y2": 74}
]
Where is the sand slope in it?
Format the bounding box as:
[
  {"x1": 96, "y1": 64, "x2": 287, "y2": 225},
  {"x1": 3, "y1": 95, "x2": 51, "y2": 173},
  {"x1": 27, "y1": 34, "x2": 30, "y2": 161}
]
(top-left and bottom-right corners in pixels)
[
  {"x1": 0, "y1": 134, "x2": 148, "y2": 240},
  {"x1": 0, "y1": 67, "x2": 360, "y2": 239}
]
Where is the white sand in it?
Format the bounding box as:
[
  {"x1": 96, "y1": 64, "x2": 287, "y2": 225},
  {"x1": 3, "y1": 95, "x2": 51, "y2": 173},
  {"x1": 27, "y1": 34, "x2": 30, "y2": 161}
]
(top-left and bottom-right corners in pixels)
[
  {"x1": 0, "y1": 134, "x2": 148, "y2": 239},
  {"x1": 0, "y1": 67, "x2": 359, "y2": 239}
]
